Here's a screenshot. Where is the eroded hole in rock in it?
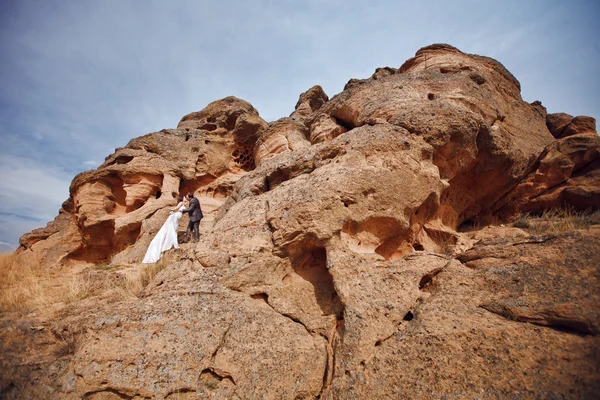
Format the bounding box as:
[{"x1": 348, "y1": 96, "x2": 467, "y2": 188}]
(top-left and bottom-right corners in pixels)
[
  {"x1": 333, "y1": 116, "x2": 355, "y2": 131},
  {"x1": 105, "y1": 155, "x2": 134, "y2": 166},
  {"x1": 69, "y1": 219, "x2": 141, "y2": 265},
  {"x1": 414, "y1": 243, "x2": 425, "y2": 251},
  {"x1": 179, "y1": 175, "x2": 218, "y2": 198},
  {"x1": 264, "y1": 168, "x2": 292, "y2": 191},
  {"x1": 469, "y1": 72, "x2": 486, "y2": 85},
  {"x1": 251, "y1": 293, "x2": 269, "y2": 304},
  {"x1": 105, "y1": 175, "x2": 127, "y2": 214},
  {"x1": 341, "y1": 217, "x2": 410, "y2": 260},
  {"x1": 104, "y1": 174, "x2": 163, "y2": 214},
  {"x1": 199, "y1": 123, "x2": 217, "y2": 131},
  {"x1": 226, "y1": 111, "x2": 242, "y2": 130},
  {"x1": 403, "y1": 311, "x2": 414, "y2": 321},
  {"x1": 427, "y1": 93, "x2": 435, "y2": 100},
  {"x1": 291, "y1": 247, "x2": 344, "y2": 318},
  {"x1": 155, "y1": 190, "x2": 161, "y2": 199},
  {"x1": 232, "y1": 142, "x2": 255, "y2": 171}
]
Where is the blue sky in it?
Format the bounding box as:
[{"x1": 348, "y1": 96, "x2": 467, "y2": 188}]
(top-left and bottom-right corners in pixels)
[{"x1": 1, "y1": 0, "x2": 599, "y2": 251}]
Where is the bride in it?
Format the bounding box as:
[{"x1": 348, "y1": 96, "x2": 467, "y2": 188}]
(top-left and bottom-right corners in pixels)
[{"x1": 142, "y1": 196, "x2": 189, "y2": 264}]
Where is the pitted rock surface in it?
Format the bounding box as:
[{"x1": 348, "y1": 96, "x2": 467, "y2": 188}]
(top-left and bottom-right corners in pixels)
[{"x1": 4, "y1": 44, "x2": 600, "y2": 399}]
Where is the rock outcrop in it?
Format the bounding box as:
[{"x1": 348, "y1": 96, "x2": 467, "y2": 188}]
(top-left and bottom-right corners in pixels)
[
  {"x1": 4, "y1": 44, "x2": 600, "y2": 399},
  {"x1": 18, "y1": 97, "x2": 267, "y2": 267}
]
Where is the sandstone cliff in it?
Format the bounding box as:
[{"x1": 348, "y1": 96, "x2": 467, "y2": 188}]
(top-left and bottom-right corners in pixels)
[{"x1": 2, "y1": 44, "x2": 600, "y2": 399}]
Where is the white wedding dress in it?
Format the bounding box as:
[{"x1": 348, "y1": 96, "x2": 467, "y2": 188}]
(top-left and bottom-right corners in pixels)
[{"x1": 142, "y1": 204, "x2": 185, "y2": 263}]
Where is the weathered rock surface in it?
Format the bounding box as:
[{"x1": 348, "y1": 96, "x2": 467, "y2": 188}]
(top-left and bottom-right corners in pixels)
[
  {"x1": 290, "y1": 85, "x2": 329, "y2": 123},
  {"x1": 254, "y1": 117, "x2": 311, "y2": 165},
  {"x1": 3, "y1": 44, "x2": 600, "y2": 399},
  {"x1": 17, "y1": 97, "x2": 267, "y2": 267},
  {"x1": 547, "y1": 112, "x2": 597, "y2": 139}
]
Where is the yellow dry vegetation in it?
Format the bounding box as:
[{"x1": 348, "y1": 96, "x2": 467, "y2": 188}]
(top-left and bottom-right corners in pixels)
[
  {"x1": 0, "y1": 251, "x2": 168, "y2": 315},
  {"x1": 512, "y1": 208, "x2": 600, "y2": 234}
]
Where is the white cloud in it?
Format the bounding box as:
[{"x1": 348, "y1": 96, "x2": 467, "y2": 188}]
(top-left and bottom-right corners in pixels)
[
  {"x1": 0, "y1": 241, "x2": 17, "y2": 253},
  {"x1": 0, "y1": 0, "x2": 599, "y2": 250},
  {"x1": 0, "y1": 154, "x2": 71, "y2": 248}
]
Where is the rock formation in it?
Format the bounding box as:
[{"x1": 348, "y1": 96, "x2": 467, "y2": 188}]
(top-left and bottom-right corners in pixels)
[{"x1": 3, "y1": 44, "x2": 600, "y2": 399}]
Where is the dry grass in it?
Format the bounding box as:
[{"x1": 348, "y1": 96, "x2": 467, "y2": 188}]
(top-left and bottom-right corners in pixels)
[
  {"x1": 0, "y1": 251, "x2": 99, "y2": 316},
  {"x1": 116, "y1": 259, "x2": 168, "y2": 298},
  {"x1": 425, "y1": 229, "x2": 457, "y2": 256},
  {"x1": 511, "y1": 208, "x2": 600, "y2": 235},
  {"x1": 0, "y1": 251, "x2": 49, "y2": 313},
  {"x1": 0, "y1": 250, "x2": 169, "y2": 315}
]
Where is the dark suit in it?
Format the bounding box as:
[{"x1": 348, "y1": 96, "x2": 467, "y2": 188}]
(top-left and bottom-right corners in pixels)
[{"x1": 185, "y1": 196, "x2": 203, "y2": 241}]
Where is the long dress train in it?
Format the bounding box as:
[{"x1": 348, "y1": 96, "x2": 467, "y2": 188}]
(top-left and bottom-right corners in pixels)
[{"x1": 142, "y1": 206, "x2": 184, "y2": 264}]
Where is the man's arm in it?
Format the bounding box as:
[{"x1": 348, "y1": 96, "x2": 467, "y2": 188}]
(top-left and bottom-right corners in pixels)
[{"x1": 187, "y1": 199, "x2": 198, "y2": 213}]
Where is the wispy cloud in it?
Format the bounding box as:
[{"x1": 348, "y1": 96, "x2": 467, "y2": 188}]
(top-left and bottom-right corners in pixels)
[
  {"x1": 0, "y1": 0, "x2": 598, "y2": 250},
  {"x1": 0, "y1": 154, "x2": 71, "y2": 250}
]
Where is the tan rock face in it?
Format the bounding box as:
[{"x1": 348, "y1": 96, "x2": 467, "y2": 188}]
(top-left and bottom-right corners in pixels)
[
  {"x1": 5, "y1": 44, "x2": 600, "y2": 399},
  {"x1": 494, "y1": 132, "x2": 600, "y2": 218},
  {"x1": 319, "y1": 43, "x2": 556, "y2": 227},
  {"x1": 254, "y1": 117, "x2": 311, "y2": 165},
  {"x1": 547, "y1": 112, "x2": 597, "y2": 139},
  {"x1": 290, "y1": 85, "x2": 329, "y2": 122},
  {"x1": 17, "y1": 99, "x2": 267, "y2": 266}
]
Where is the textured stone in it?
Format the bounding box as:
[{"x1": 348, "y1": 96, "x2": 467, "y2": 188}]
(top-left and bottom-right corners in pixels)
[
  {"x1": 5, "y1": 44, "x2": 600, "y2": 399},
  {"x1": 253, "y1": 118, "x2": 311, "y2": 165}
]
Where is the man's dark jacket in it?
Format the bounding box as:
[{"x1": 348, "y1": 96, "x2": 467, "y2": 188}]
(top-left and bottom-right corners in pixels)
[{"x1": 187, "y1": 197, "x2": 203, "y2": 222}]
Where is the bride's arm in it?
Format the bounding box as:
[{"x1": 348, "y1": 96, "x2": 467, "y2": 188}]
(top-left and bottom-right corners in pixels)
[{"x1": 171, "y1": 201, "x2": 184, "y2": 211}]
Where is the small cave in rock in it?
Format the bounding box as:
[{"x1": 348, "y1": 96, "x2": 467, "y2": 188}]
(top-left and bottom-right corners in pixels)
[
  {"x1": 225, "y1": 111, "x2": 242, "y2": 130},
  {"x1": 457, "y1": 219, "x2": 476, "y2": 232},
  {"x1": 427, "y1": 93, "x2": 435, "y2": 100},
  {"x1": 469, "y1": 72, "x2": 487, "y2": 85},
  {"x1": 105, "y1": 174, "x2": 163, "y2": 214},
  {"x1": 291, "y1": 246, "x2": 344, "y2": 319},
  {"x1": 264, "y1": 168, "x2": 292, "y2": 192},
  {"x1": 341, "y1": 216, "x2": 410, "y2": 260},
  {"x1": 199, "y1": 123, "x2": 217, "y2": 131},
  {"x1": 332, "y1": 115, "x2": 355, "y2": 131},
  {"x1": 104, "y1": 175, "x2": 128, "y2": 214},
  {"x1": 155, "y1": 190, "x2": 161, "y2": 199},
  {"x1": 70, "y1": 220, "x2": 142, "y2": 265},
  {"x1": 179, "y1": 175, "x2": 218, "y2": 198},
  {"x1": 403, "y1": 311, "x2": 414, "y2": 321}
]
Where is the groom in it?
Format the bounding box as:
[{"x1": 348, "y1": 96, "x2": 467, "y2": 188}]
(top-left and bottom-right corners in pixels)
[{"x1": 183, "y1": 192, "x2": 203, "y2": 242}]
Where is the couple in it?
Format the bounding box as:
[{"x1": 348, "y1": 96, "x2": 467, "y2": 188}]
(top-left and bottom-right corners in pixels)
[{"x1": 142, "y1": 192, "x2": 203, "y2": 264}]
